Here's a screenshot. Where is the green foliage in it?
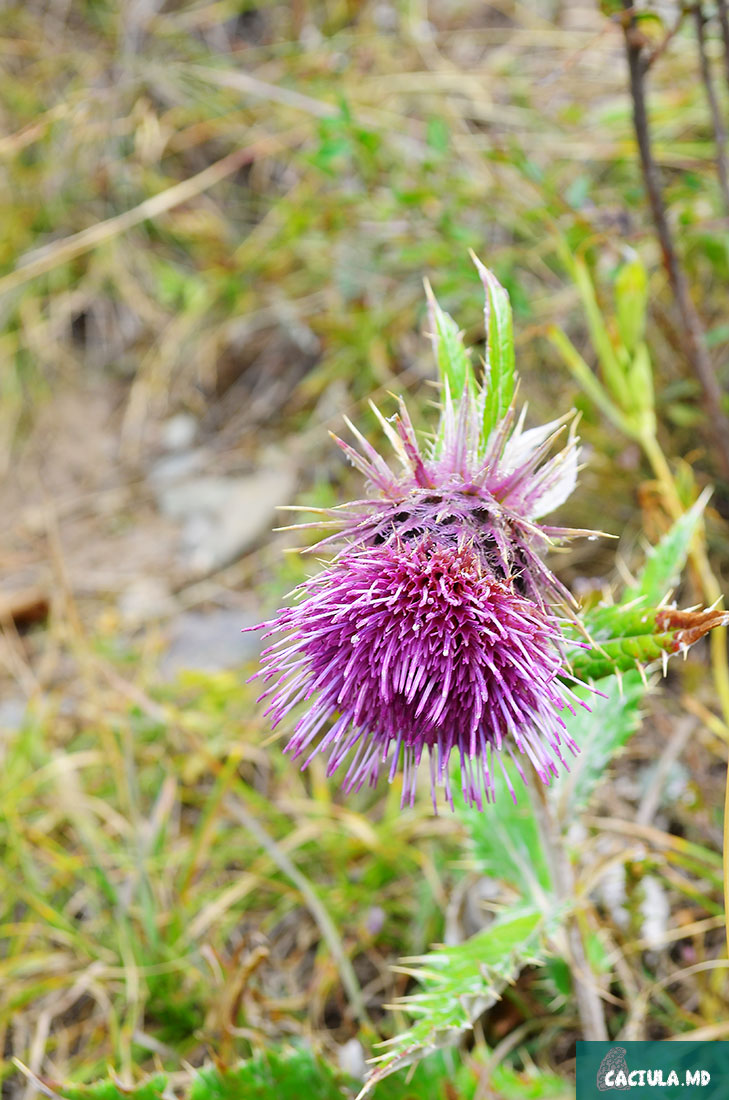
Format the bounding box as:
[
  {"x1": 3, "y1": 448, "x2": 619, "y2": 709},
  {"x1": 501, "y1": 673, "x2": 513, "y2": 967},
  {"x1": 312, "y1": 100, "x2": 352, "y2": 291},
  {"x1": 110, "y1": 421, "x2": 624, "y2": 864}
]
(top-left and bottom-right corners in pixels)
[
  {"x1": 59, "y1": 1078, "x2": 168, "y2": 1100},
  {"x1": 568, "y1": 599, "x2": 729, "y2": 681},
  {"x1": 567, "y1": 500, "x2": 720, "y2": 681},
  {"x1": 54, "y1": 1051, "x2": 351, "y2": 1100},
  {"x1": 549, "y1": 249, "x2": 656, "y2": 440},
  {"x1": 367, "y1": 1052, "x2": 473, "y2": 1100},
  {"x1": 365, "y1": 911, "x2": 545, "y2": 1087},
  {"x1": 371, "y1": 1050, "x2": 570, "y2": 1100},
  {"x1": 624, "y1": 488, "x2": 709, "y2": 606},
  {"x1": 189, "y1": 1049, "x2": 348, "y2": 1100},
  {"x1": 471, "y1": 253, "x2": 516, "y2": 437},
  {"x1": 485, "y1": 1063, "x2": 571, "y2": 1100},
  {"x1": 552, "y1": 672, "x2": 644, "y2": 818},
  {"x1": 38, "y1": 1048, "x2": 571, "y2": 1100},
  {"x1": 0, "y1": 669, "x2": 462, "y2": 1085},
  {"x1": 567, "y1": 608, "x2": 684, "y2": 681},
  {"x1": 615, "y1": 253, "x2": 648, "y2": 355},
  {"x1": 460, "y1": 793, "x2": 552, "y2": 905},
  {"x1": 425, "y1": 281, "x2": 473, "y2": 400}
]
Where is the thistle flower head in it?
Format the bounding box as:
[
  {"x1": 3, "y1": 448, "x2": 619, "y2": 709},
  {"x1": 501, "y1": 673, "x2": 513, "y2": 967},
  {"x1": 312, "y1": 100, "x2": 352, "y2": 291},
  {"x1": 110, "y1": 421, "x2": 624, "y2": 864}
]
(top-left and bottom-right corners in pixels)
[
  {"x1": 256, "y1": 535, "x2": 578, "y2": 810},
  {"x1": 249, "y1": 261, "x2": 593, "y2": 809}
]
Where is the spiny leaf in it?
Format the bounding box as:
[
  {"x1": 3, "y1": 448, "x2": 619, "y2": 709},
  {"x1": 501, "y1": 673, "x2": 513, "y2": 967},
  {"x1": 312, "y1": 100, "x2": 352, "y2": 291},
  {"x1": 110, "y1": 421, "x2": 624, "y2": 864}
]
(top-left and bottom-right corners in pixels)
[
  {"x1": 568, "y1": 605, "x2": 729, "y2": 682},
  {"x1": 460, "y1": 790, "x2": 553, "y2": 904},
  {"x1": 624, "y1": 489, "x2": 710, "y2": 607},
  {"x1": 470, "y1": 252, "x2": 515, "y2": 437},
  {"x1": 553, "y1": 671, "x2": 644, "y2": 820},
  {"x1": 424, "y1": 279, "x2": 473, "y2": 400},
  {"x1": 360, "y1": 910, "x2": 545, "y2": 1093}
]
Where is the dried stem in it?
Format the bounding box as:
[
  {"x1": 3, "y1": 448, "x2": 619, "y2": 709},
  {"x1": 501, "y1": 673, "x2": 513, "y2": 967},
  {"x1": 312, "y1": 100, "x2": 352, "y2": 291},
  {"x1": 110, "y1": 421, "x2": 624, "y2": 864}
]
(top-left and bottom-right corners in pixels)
[
  {"x1": 621, "y1": 2, "x2": 729, "y2": 481},
  {"x1": 531, "y1": 780, "x2": 608, "y2": 1041},
  {"x1": 694, "y1": 3, "x2": 729, "y2": 217}
]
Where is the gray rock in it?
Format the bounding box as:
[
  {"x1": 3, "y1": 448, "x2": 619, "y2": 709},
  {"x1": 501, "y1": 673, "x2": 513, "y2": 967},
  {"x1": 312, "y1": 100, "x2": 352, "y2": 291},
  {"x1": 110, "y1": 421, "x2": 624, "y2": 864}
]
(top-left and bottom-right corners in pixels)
[
  {"x1": 159, "y1": 608, "x2": 262, "y2": 679},
  {"x1": 0, "y1": 697, "x2": 27, "y2": 731},
  {"x1": 158, "y1": 466, "x2": 296, "y2": 575},
  {"x1": 149, "y1": 448, "x2": 208, "y2": 487},
  {"x1": 118, "y1": 577, "x2": 174, "y2": 623}
]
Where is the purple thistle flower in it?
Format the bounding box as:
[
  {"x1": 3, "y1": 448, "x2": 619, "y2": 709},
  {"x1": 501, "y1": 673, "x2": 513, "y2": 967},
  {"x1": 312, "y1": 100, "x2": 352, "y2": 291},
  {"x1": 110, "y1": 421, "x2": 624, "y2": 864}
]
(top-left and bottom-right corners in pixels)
[
  {"x1": 249, "y1": 267, "x2": 594, "y2": 809},
  {"x1": 255, "y1": 535, "x2": 579, "y2": 811}
]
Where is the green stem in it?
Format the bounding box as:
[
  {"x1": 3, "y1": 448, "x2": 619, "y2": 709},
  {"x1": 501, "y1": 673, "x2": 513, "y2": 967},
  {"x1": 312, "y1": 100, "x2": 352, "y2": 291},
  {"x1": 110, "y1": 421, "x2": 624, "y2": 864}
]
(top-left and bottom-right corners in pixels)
[{"x1": 531, "y1": 781, "x2": 608, "y2": 1040}]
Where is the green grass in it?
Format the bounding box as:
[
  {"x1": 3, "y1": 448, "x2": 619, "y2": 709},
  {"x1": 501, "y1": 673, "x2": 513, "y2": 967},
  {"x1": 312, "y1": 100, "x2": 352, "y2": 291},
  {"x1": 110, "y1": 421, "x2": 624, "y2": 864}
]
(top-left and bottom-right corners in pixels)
[{"x1": 0, "y1": 655, "x2": 465, "y2": 1084}]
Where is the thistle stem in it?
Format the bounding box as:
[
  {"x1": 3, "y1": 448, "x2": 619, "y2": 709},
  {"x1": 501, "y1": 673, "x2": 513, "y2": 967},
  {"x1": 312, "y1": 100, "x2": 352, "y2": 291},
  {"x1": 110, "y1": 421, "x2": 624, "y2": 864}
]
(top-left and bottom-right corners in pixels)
[{"x1": 530, "y1": 779, "x2": 608, "y2": 1040}]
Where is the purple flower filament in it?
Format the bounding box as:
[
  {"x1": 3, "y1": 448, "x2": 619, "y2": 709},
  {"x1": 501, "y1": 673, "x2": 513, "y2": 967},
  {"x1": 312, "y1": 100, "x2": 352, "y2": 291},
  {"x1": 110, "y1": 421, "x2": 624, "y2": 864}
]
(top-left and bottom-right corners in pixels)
[{"x1": 255, "y1": 534, "x2": 579, "y2": 811}]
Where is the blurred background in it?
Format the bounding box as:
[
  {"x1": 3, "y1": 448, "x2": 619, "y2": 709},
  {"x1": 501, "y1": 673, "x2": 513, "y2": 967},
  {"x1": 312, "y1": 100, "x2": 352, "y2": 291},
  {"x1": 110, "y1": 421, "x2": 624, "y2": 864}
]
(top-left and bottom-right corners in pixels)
[{"x1": 2, "y1": 0, "x2": 729, "y2": 1095}]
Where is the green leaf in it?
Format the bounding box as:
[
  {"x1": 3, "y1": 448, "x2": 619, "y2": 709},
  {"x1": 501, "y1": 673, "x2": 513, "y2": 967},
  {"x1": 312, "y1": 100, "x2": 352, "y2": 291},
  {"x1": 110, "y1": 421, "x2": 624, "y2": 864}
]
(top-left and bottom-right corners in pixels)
[
  {"x1": 706, "y1": 321, "x2": 729, "y2": 349},
  {"x1": 568, "y1": 495, "x2": 714, "y2": 679},
  {"x1": 424, "y1": 280, "x2": 473, "y2": 400},
  {"x1": 553, "y1": 672, "x2": 644, "y2": 820},
  {"x1": 625, "y1": 489, "x2": 710, "y2": 607},
  {"x1": 614, "y1": 254, "x2": 648, "y2": 354},
  {"x1": 362, "y1": 910, "x2": 545, "y2": 1090},
  {"x1": 52, "y1": 1052, "x2": 352, "y2": 1100},
  {"x1": 546, "y1": 325, "x2": 631, "y2": 436},
  {"x1": 568, "y1": 603, "x2": 728, "y2": 681},
  {"x1": 626, "y1": 341, "x2": 655, "y2": 433},
  {"x1": 634, "y1": 11, "x2": 666, "y2": 42},
  {"x1": 460, "y1": 788, "x2": 553, "y2": 905},
  {"x1": 557, "y1": 245, "x2": 630, "y2": 408},
  {"x1": 470, "y1": 252, "x2": 515, "y2": 436},
  {"x1": 32, "y1": 1050, "x2": 572, "y2": 1100}
]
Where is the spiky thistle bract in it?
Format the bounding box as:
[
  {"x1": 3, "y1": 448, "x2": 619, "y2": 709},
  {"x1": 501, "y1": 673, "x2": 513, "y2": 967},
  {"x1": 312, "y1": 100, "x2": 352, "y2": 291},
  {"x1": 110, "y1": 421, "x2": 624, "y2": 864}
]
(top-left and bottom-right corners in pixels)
[{"x1": 249, "y1": 259, "x2": 592, "y2": 809}]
